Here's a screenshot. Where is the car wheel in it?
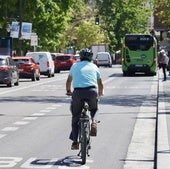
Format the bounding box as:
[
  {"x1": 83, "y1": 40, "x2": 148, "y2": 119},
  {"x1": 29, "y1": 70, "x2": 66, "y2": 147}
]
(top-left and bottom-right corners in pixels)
[
  {"x1": 7, "y1": 80, "x2": 12, "y2": 87},
  {"x1": 48, "y1": 73, "x2": 52, "y2": 78},
  {"x1": 32, "y1": 72, "x2": 36, "y2": 81},
  {"x1": 7, "y1": 83, "x2": 12, "y2": 87}
]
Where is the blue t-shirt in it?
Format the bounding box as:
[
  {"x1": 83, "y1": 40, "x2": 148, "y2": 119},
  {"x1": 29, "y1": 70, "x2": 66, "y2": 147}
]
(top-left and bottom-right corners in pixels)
[{"x1": 69, "y1": 61, "x2": 101, "y2": 88}]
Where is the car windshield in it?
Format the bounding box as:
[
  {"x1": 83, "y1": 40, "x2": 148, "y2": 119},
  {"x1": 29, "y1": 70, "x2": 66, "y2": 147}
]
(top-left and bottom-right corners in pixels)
[
  {"x1": 56, "y1": 56, "x2": 70, "y2": 61},
  {"x1": 97, "y1": 54, "x2": 109, "y2": 60},
  {"x1": 14, "y1": 59, "x2": 29, "y2": 65},
  {"x1": 0, "y1": 58, "x2": 6, "y2": 66}
]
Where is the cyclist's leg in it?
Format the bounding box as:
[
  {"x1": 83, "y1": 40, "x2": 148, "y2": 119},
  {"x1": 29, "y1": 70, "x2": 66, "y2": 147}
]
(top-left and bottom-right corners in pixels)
[
  {"x1": 85, "y1": 89, "x2": 98, "y2": 136},
  {"x1": 69, "y1": 90, "x2": 84, "y2": 143},
  {"x1": 86, "y1": 89, "x2": 98, "y2": 120}
]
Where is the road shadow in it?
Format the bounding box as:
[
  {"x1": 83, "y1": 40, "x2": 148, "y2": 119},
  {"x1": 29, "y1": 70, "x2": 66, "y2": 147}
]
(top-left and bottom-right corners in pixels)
[
  {"x1": 0, "y1": 94, "x2": 157, "y2": 108},
  {"x1": 30, "y1": 156, "x2": 84, "y2": 167}
]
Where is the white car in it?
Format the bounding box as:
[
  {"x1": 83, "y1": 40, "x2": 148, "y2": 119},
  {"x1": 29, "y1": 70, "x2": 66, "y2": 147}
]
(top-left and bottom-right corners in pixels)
[
  {"x1": 26, "y1": 52, "x2": 55, "y2": 77},
  {"x1": 94, "y1": 52, "x2": 112, "y2": 67}
]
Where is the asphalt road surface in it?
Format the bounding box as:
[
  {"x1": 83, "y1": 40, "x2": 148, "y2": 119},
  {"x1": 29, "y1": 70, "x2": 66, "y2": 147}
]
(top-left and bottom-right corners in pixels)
[{"x1": 0, "y1": 65, "x2": 158, "y2": 169}]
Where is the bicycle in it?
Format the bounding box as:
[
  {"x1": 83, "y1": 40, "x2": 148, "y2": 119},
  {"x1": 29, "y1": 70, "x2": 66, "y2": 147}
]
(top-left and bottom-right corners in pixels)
[
  {"x1": 77, "y1": 100, "x2": 91, "y2": 165},
  {"x1": 66, "y1": 92, "x2": 100, "y2": 165}
]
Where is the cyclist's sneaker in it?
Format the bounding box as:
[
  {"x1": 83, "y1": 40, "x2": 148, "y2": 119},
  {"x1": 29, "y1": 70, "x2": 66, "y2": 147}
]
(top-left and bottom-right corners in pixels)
[
  {"x1": 90, "y1": 122, "x2": 97, "y2": 136},
  {"x1": 71, "y1": 142, "x2": 79, "y2": 150}
]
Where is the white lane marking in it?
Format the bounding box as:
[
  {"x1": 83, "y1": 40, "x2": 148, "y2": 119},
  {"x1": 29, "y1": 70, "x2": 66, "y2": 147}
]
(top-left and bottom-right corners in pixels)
[
  {"x1": 32, "y1": 113, "x2": 45, "y2": 116},
  {"x1": 2, "y1": 127, "x2": 19, "y2": 131},
  {"x1": 51, "y1": 104, "x2": 62, "y2": 107},
  {"x1": 58, "y1": 166, "x2": 89, "y2": 169},
  {"x1": 14, "y1": 121, "x2": 30, "y2": 125},
  {"x1": 106, "y1": 86, "x2": 139, "y2": 89},
  {"x1": 123, "y1": 75, "x2": 157, "y2": 169},
  {"x1": 103, "y1": 77, "x2": 115, "y2": 84},
  {"x1": 0, "y1": 157, "x2": 92, "y2": 168},
  {"x1": 46, "y1": 107, "x2": 56, "y2": 110},
  {"x1": 0, "y1": 157, "x2": 22, "y2": 168},
  {"x1": 0, "y1": 134, "x2": 6, "y2": 139},
  {"x1": 23, "y1": 117, "x2": 38, "y2": 121},
  {"x1": 157, "y1": 82, "x2": 170, "y2": 169},
  {"x1": 40, "y1": 110, "x2": 51, "y2": 113},
  {"x1": 0, "y1": 76, "x2": 67, "y2": 95}
]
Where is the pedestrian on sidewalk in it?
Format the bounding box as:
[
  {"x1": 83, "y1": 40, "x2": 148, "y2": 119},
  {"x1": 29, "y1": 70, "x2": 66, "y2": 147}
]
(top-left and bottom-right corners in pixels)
[{"x1": 158, "y1": 49, "x2": 169, "y2": 81}]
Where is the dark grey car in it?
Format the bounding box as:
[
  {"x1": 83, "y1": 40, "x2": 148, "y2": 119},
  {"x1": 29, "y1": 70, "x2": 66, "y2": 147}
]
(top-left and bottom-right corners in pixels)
[{"x1": 0, "y1": 55, "x2": 19, "y2": 87}]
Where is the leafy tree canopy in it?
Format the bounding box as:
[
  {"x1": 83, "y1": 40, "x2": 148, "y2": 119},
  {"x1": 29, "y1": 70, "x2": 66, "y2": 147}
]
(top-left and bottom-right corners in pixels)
[{"x1": 0, "y1": 0, "x2": 155, "y2": 54}]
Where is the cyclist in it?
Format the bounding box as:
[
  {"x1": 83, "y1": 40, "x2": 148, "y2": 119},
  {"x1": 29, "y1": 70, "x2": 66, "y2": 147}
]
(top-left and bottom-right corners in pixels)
[{"x1": 66, "y1": 48, "x2": 104, "y2": 150}]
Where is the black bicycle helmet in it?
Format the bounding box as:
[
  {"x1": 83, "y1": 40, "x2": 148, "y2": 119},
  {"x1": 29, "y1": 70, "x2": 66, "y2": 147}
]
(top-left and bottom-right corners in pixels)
[{"x1": 79, "y1": 48, "x2": 93, "y2": 61}]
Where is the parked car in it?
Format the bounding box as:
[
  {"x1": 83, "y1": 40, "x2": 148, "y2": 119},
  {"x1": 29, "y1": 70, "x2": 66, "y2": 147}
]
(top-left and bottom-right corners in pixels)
[
  {"x1": 94, "y1": 52, "x2": 112, "y2": 67},
  {"x1": 51, "y1": 53, "x2": 64, "y2": 61},
  {"x1": 0, "y1": 55, "x2": 19, "y2": 87},
  {"x1": 54, "y1": 54, "x2": 76, "y2": 73},
  {"x1": 26, "y1": 52, "x2": 55, "y2": 77},
  {"x1": 12, "y1": 56, "x2": 40, "y2": 81}
]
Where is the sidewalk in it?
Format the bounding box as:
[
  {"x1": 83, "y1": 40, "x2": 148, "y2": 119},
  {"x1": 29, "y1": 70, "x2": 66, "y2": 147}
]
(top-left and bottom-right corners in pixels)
[{"x1": 157, "y1": 70, "x2": 170, "y2": 169}]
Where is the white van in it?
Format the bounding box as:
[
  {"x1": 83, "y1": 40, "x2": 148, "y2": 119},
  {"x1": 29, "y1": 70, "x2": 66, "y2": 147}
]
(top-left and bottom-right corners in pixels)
[
  {"x1": 26, "y1": 52, "x2": 55, "y2": 77},
  {"x1": 94, "y1": 52, "x2": 112, "y2": 67}
]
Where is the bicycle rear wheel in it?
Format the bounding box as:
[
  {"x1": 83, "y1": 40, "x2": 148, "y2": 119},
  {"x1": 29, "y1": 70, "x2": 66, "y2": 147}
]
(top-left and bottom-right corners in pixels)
[{"x1": 81, "y1": 124, "x2": 87, "y2": 165}]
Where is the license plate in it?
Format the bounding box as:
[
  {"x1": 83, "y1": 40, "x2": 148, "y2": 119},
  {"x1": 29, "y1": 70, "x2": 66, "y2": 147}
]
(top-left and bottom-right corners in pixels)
[
  {"x1": 61, "y1": 62, "x2": 66, "y2": 64},
  {"x1": 135, "y1": 65, "x2": 142, "y2": 67}
]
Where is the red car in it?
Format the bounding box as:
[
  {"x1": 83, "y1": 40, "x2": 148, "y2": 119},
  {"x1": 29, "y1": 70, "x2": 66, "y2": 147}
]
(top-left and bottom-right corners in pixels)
[
  {"x1": 12, "y1": 56, "x2": 40, "y2": 81},
  {"x1": 54, "y1": 54, "x2": 76, "y2": 73}
]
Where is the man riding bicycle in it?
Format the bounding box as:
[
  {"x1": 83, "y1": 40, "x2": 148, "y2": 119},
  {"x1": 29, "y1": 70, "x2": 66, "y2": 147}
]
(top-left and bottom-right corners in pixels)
[{"x1": 66, "y1": 48, "x2": 104, "y2": 150}]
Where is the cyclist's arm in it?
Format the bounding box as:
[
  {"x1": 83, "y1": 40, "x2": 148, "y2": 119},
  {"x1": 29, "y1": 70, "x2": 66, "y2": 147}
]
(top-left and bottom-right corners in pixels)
[
  {"x1": 97, "y1": 78, "x2": 104, "y2": 96},
  {"x1": 66, "y1": 75, "x2": 72, "y2": 95}
]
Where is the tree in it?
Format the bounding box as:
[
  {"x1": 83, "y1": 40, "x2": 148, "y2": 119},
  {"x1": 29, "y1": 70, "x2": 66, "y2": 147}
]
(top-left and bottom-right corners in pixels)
[
  {"x1": 0, "y1": 0, "x2": 78, "y2": 53},
  {"x1": 154, "y1": 0, "x2": 170, "y2": 25},
  {"x1": 73, "y1": 20, "x2": 106, "y2": 50},
  {"x1": 64, "y1": 0, "x2": 106, "y2": 51},
  {"x1": 95, "y1": 0, "x2": 151, "y2": 51}
]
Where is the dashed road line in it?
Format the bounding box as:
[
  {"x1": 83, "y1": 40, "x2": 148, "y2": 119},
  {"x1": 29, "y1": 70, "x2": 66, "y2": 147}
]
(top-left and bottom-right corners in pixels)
[
  {"x1": 46, "y1": 107, "x2": 57, "y2": 110},
  {"x1": 14, "y1": 121, "x2": 30, "y2": 125},
  {"x1": 0, "y1": 134, "x2": 6, "y2": 139},
  {"x1": 2, "y1": 127, "x2": 19, "y2": 131},
  {"x1": 51, "y1": 104, "x2": 62, "y2": 107},
  {"x1": 23, "y1": 117, "x2": 38, "y2": 121},
  {"x1": 0, "y1": 104, "x2": 62, "y2": 140},
  {"x1": 40, "y1": 109, "x2": 51, "y2": 112},
  {"x1": 32, "y1": 113, "x2": 46, "y2": 116}
]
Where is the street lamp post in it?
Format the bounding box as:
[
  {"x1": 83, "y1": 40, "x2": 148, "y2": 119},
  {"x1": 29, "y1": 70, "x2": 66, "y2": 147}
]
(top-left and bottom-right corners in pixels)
[{"x1": 18, "y1": 0, "x2": 22, "y2": 56}]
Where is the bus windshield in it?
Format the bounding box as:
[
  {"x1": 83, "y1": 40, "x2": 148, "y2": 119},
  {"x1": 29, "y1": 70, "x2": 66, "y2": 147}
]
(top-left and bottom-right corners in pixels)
[{"x1": 125, "y1": 35, "x2": 154, "y2": 51}]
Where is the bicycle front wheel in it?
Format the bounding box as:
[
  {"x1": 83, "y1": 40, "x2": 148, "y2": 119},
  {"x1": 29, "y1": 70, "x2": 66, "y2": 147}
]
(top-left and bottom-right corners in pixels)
[{"x1": 81, "y1": 124, "x2": 87, "y2": 165}]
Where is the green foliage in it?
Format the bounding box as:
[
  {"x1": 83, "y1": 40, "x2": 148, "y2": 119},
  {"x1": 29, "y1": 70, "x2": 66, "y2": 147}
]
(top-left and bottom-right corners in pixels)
[
  {"x1": 154, "y1": 0, "x2": 170, "y2": 25},
  {"x1": 95, "y1": 0, "x2": 151, "y2": 51},
  {"x1": 74, "y1": 20, "x2": 105, "y2": 49},
  {"x1": 0, "y1": 0, "x2": 155, "y2": 54}
]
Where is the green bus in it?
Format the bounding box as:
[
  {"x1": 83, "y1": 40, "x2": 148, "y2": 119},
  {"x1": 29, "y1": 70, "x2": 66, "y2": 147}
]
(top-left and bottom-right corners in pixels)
[{"x1": 122, "y1": 34, "x2": 157, "y2": 76}]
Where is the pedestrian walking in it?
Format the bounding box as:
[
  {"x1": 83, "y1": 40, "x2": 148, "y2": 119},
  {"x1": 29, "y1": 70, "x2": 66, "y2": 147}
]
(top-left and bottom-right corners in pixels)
[{"x1": 158, "y1": 49, "x2": 169, "y2": 81}]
